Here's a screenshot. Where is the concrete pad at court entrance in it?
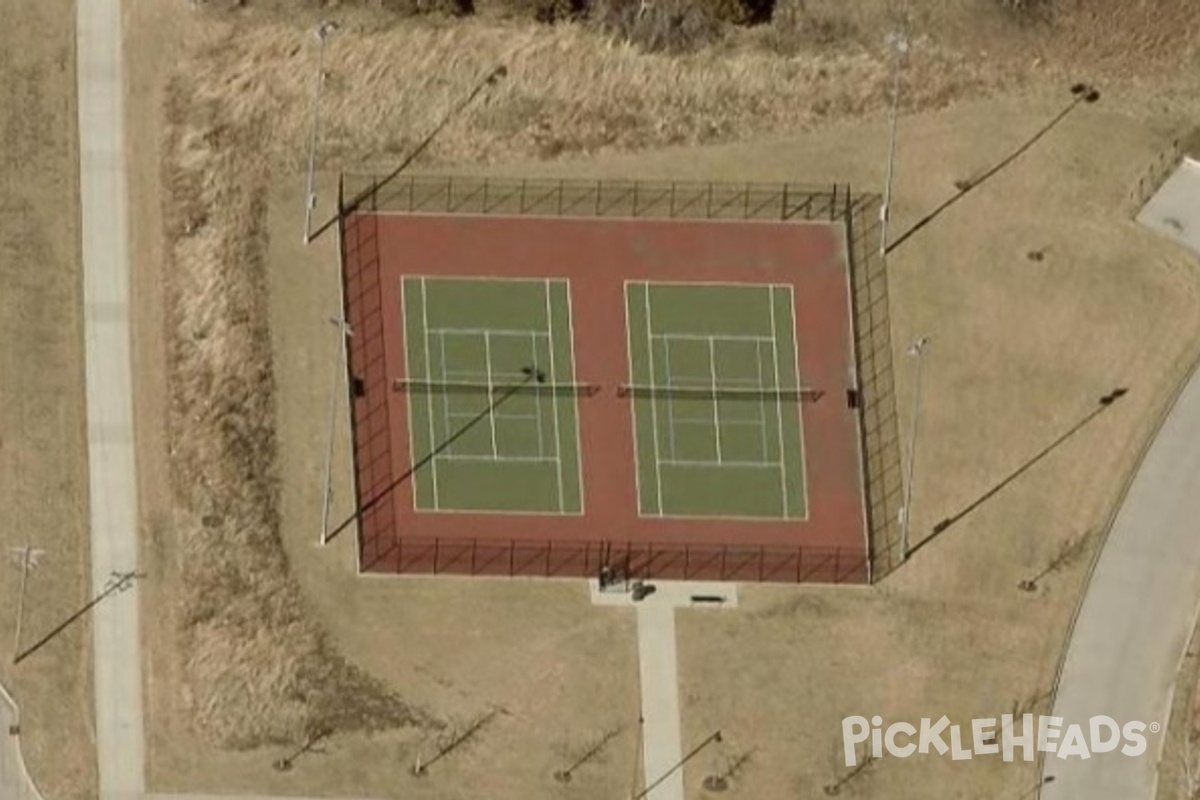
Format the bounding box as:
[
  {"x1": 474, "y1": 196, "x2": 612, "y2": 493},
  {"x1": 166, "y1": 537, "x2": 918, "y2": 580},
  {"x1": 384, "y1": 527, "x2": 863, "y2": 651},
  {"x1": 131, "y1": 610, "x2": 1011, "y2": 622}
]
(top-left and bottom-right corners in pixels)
[
  {"x1": 1137, "y1": 157, "x2": 1200, "y2": 255},
  {"x1": 589, "y1": 578, "x2": 739, "y2": 608},
  {"x1": 592, "y1": 579, "x2": 736, "y2": 800}
]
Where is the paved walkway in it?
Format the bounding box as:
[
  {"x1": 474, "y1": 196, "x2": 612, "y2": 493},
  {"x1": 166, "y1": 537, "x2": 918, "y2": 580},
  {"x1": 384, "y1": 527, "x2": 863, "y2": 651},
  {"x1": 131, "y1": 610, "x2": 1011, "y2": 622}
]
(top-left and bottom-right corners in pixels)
[
  {"x1": 0, "y1": 684, "x2": 43, "y2": 800},
  {"x1": 77, "y1": 0, "x2": 146, "y2": 797},
  {"x1": 593, "y1": 579, "x2": 736, "y2": 800},
  {"x1": 1041, "y1": 317, "x2": 1200, "y2": 793},
  {"x1": 636, "y1": 602, "x2": 684, "y2": 800}
]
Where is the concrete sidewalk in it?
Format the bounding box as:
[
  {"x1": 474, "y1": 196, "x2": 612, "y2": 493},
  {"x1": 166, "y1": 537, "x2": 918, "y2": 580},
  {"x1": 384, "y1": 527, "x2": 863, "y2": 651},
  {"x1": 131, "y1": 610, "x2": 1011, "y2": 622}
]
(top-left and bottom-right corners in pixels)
[{"x1": 77, "y1": 0, "x2": 146, "y2": 796}]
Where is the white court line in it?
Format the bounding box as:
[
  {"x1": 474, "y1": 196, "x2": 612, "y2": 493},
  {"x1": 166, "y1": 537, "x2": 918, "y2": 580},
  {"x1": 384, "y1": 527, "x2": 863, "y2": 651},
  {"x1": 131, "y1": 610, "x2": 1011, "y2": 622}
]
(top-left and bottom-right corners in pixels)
[
  {"x1": 419, "y1": 278, "x2": 441, "y2": 510},
  {"x1": 429, "y1": 325, "x2": 551, "y2": 338},
  {"x1": 623, "y1": 281, "x2": 647, "y2": 516},
  {"x1": 650, "y1": 332, "x2": 773, "y2": 343},
  {"x1": 643, "y1": 283, "x2": 666, "y2": 516},
  {"x1": 663, "y1": 338, "x2": 678, "y2": 460},
  {"x1": 436, "y1": 331, "x2": 458, "y2": 459},
  {"x1": 660, "y1": 458, "x2": 779, "y2": 468},
  {"x1": 435, "y1": 454, "x2": 560, "y2": 464},
  {"x1": 483, "y1": 332, "x2": 500, "y2": 458},
  {"x1": 768, "y1": 286, "x2": 789, "y2": 517},
  {"x1": 563, "y1": 280, "x2": 586, "y2": 515},
  {"x1": 707, "y1": 336, "x2": 723, "y2": 465},
  {"x1": 544, "y1": 281, "x2": 565, "y2": 512},
  {"x1": 529, "y1": 333, "x2": 546, "y2": 458},
  {"x1": 782, "y1": 284, "x2": 810, "y2": 517},
  {"x1": 754, "y1": 340, "x2": 769, "y2": 461}
]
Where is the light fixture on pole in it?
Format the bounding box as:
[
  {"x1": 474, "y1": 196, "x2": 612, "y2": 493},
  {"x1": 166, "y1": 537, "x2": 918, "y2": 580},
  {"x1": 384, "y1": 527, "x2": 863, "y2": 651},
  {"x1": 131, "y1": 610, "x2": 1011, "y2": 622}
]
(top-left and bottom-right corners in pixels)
[
  {"x1": 899, "y1": 335, "x2": 927, "y2": 562},
  {"x1": 303, "y1": 19, "x2": 338, "y2": 244},
  {"x1": 879, "y1": 28, "x2": 909, "y2": 258}
]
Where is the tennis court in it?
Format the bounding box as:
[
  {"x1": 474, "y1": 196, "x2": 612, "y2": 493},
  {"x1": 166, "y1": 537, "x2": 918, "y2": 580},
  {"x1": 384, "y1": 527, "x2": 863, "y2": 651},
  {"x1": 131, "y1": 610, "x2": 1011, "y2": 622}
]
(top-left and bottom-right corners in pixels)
[
  {"x1": 624, "y1": 282, "x2": 807, "y2": 519},
  {"x1": 400, "y1": 276, "x2": 584, "y2": 514},
  {"x1": 340, "y1": 177, "x2": 884, "y2": 584}
]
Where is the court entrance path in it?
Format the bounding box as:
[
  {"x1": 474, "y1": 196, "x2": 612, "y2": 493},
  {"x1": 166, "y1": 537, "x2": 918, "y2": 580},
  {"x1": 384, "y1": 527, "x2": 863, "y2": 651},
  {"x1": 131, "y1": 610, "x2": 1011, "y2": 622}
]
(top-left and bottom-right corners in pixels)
[
  {"x1": 593, "y1": 580, "x2": 736, "y2": 800},
  {"x1": 78, "y1": 0, "x2": 147, "y2": 797},
  {"x1": 1041, "y1": 360, "x2": 1200, "y2": 798},
  {"x1": 637, "y1": 602, "x2": 684, "y2": 800}
]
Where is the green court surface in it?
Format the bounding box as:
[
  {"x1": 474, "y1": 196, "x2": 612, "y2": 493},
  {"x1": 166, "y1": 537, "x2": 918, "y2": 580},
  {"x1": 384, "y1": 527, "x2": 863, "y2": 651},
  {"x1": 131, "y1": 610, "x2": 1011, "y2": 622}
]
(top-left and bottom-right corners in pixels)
[
  {"x1": 402, "y1": 276, "x2": 583, "y2": 514},
  {"x1": 624, "y1": 282, "x2": 807, "y2": 519}
]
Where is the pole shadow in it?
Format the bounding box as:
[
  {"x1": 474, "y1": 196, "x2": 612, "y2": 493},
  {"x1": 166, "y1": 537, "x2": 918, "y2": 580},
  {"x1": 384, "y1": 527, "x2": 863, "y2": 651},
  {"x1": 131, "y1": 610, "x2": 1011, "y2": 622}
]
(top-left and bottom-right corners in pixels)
[
  {"x1": 307, "y1": 63, "x2": 508, "y2": 244},
  {"x1": 907, "y1": 387, "x2": 1127, "y2": 559},
  {"x1": 324, "y1": 366, "x2": 544, "y2": 545},
  {"x1": 885, "y1": 83, "x2": 1100, "y2": 257}
]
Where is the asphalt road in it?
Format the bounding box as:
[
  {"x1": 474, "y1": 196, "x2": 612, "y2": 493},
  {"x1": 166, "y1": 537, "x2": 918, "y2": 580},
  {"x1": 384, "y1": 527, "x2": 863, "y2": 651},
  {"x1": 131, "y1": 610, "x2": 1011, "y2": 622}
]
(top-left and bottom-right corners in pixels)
[
  {"x1": 0, "y1": 683, "x2": 43, "y2": 800},
  {"x1": 77, "y1": 0, "x2": 147, "y2": 796},
  {"x1": 1041, "y1": 358, "x2": 1200, "y2": 798}
]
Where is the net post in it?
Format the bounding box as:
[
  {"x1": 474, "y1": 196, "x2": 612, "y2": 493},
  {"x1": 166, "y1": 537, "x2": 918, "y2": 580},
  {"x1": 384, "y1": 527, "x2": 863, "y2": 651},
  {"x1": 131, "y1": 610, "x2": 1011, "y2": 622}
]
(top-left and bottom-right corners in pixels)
[
  {"x1": 509, "y1": 539, "x2": 516, "y2": 576},
  {"x1": 433, "y1": 538, "x2": 440, "y2": 575},
  {"x1": 796, "y1": 546, "x2": 802, "y2": 583},
  {"x1": 470, "y1": 537, "x2": 477, "y2": 575}
]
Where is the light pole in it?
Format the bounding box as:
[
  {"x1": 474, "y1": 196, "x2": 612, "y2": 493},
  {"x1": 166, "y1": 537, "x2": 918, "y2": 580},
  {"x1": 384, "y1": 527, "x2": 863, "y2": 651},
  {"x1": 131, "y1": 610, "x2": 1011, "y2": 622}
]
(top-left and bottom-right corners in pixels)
[
  {"x1": 880, "y1": 29, "x2": 909, "y2": 258},
  {"x1": 899, "y1": 335, "x2": 927, "y2": 561},
  {"x1": 9, "y1": 545, "x2": 44, "y2": 661},
  {"x1": 303, "y1": 20, "x2": 338, "y2": 244},
  {"x1": 319, "y1": 316, "x2": 352, "y2": 546}
]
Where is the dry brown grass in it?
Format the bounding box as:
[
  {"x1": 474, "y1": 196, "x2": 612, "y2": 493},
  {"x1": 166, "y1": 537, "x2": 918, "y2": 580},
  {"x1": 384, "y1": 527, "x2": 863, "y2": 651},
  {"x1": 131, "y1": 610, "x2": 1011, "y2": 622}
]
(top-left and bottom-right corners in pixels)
[
  {"x1": 192, "y1": 17, "x2": 1030, "y2": 170},
  {"x1": 0, "y1": 0, "x2": 95, "y2": 797},
  {"x1": 160, "y1": 70, "x2": 437, "y2": 748},
  {"x1": 156, "y1": 14, "x2": 1032, "y2": 750},
  {"x1": 147, "y1": 0, "x2": 1200, "y2": 794}
]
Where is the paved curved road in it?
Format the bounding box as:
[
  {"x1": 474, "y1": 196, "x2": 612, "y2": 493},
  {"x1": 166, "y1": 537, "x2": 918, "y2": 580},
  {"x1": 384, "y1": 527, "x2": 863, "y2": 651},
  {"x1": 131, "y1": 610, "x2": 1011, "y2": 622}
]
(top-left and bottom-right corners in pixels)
[
  {"x1": 1042, "y1": 357, "x2": 1200, "y2": 797},
  {"x1": 0, "y1": 684, "x2": 43, "y2": 800},
  {"x1": 78, "y1": 0, "x2": 146, "y2": 796}
]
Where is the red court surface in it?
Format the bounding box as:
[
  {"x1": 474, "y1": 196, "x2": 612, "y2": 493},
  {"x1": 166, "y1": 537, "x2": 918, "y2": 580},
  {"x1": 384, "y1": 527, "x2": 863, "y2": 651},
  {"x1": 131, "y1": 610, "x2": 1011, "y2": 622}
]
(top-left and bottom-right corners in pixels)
[{"x1": 340, "y1": 206, "x2": 870, "y2": 583}]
